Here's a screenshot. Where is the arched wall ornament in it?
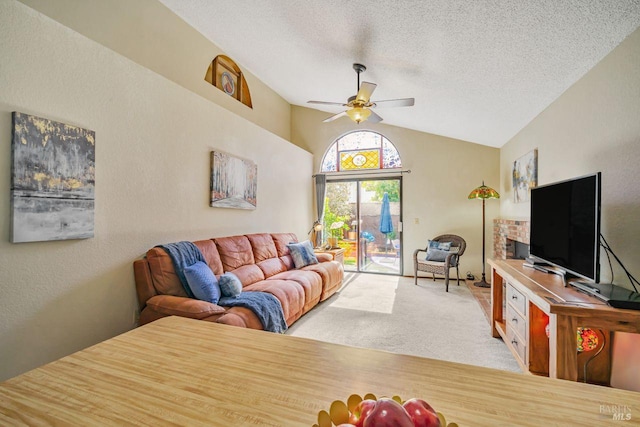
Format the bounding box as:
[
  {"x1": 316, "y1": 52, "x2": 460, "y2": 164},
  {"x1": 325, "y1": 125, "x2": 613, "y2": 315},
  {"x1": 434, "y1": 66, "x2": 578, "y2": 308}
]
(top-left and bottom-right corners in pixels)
[{"x1": 205, "y1": 55, "x2": 253, "y2": 108}]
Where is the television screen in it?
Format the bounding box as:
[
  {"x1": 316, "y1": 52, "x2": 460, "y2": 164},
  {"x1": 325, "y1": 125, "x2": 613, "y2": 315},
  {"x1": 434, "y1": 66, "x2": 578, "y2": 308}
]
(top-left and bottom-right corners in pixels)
[{"x1": 529, "y1": 173, "x2": 601, "y2": 282}]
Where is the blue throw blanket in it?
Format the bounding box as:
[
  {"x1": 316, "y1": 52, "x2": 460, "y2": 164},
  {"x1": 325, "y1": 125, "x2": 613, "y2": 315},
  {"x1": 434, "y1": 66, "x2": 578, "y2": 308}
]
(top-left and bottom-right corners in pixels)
[
  {"x1": 157, "y1": 241, "x2": 205, "y2": 298},
  {"x1": 220, "y1": 292, "x2": 288, "y2": 334}
]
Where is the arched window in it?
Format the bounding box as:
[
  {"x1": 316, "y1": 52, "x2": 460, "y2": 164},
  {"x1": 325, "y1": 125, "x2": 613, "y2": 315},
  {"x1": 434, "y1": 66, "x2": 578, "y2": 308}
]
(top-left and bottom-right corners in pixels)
[{"x1": 320, "y1": 131, "x2": 401, "y2": 172}]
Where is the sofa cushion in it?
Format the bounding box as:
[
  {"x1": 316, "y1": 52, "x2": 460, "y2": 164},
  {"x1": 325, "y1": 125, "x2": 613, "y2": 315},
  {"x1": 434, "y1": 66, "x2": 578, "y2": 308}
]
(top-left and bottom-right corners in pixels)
[
  {"x1": 231, "y1": 264, "x2": 266, "y2": 287},
  {"x1": 287, "y1": 240, "x2": 319, "y2": 268},
  {"x1": 243, "y1": 279, "x2": 305, "y2": 325},
  {"x1": 193, "y1": 239, "x2": 224, "y2": 275},
  {"x1": 246, "y1": 233, "x2": 278, "y2": 262},
  {"x1": 302, "y1": 261, "x2": 344, "y2": 301},
  {"x1": 268, "y1": 270, "x2": 322, "y2": 312},
  {"x1": 271, "y1": 233, "x2": 298, "y2": 257},
  {"x1": 145, "y1": 247, "x2": 189, "y2": 297},
  {"x1": 257, "y1": 257, "x2": 287, "y2": 278},
  {"x1": 219, "y1": 272, "x2": 243, "y2": 297},
  {"x1": 145, "y1": 295, "x2": 225, "y2": 319},
  {"x1": 214, "y1": 235, "x2": 255, "y2": 271},
  {"x1": 184, "y1": 261, "x2": 221, "y2": 304},
  {"x1": 280, "y1": 255, "x2": 295, "y2": 270}
]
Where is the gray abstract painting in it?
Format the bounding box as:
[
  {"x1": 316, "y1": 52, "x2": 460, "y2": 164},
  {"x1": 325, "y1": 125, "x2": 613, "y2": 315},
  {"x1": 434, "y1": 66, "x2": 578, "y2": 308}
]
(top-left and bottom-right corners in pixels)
[
  {"x1": 210, "y1": 151, "x2": 257, "y2": 210},
  {"x1": 11, "y1": 112, "x2": 95, "y2": 243}
]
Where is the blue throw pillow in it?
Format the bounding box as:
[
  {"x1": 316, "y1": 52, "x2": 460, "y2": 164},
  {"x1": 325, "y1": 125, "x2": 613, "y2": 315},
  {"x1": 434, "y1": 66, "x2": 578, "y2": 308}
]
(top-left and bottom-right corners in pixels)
[
  {"x1": 219, "y1": 272, "x2": 242, "y2": 298},
  {"x1": 428, "y1": 240, "x2": 452, "y2": 251},
  {"x1": 287, "y1": 240, "x2": 319, "y2": 269},
  {"x1": 426, "y1": 245, "x2": 459, "y2": 263},
  {"x1": 425, "y1": 247, "x2": 450, "y2": 262},
  {"x1": 183, "y1": 261, "x2": 221, "y2": 304}
]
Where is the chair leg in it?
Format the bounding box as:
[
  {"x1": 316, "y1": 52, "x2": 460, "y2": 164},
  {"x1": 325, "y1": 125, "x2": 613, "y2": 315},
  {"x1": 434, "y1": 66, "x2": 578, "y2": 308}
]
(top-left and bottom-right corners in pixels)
[
  {"x1": 456, "y1": 266, "x2": 461, "y2": 285},
  {"x1": 432, "y1": 273, "x2": 435, "y2": 281},
  {"x1": 414, "y1": 264, "x2": 418, "y2": 286},
  {"x1": 444, "y1": 269, "x2": 450, "y2": 292}
]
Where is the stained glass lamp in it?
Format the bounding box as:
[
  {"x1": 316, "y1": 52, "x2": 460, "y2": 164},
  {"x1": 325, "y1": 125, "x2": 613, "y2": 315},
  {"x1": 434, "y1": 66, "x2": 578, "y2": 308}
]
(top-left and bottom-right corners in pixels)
[
  {"x1": 545, "y1": 325, "x2": 605, "y2": 383},
  {"x1": 577, "y1": 327, "x2": 599, "y2": 353},
  {"x1": 468, "y1": 181, "x2": 500, "y2": 287}
]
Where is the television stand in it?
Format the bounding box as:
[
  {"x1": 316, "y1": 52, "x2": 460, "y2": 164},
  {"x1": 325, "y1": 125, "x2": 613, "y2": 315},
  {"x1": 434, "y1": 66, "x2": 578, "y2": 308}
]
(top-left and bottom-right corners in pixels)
[{"x1": 488, "y1": 259, "x2": 640, "y2": 384}]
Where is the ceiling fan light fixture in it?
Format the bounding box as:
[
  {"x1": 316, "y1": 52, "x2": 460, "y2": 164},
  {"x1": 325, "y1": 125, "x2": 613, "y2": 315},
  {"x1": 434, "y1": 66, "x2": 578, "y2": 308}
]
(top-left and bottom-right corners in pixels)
[{"x1": 346, "y1": 106, "x2": 371, "y2": 124}]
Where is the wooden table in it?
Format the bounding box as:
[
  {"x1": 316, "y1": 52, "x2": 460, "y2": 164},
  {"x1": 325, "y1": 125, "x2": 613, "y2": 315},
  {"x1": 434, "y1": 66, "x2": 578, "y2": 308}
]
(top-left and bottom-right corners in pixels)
[
  {"x1": 489, "y1": 259, "x2": 640, "y2": 384},
  {"x1": 0, "y1": 316, "x2": 638, "y2": 426}
]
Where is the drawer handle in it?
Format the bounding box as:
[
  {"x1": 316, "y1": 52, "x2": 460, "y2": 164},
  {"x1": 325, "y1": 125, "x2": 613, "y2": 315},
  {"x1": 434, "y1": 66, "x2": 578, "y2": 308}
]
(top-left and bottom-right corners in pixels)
[
  {"x1": 511, "y1": 317, "x2": 518, "y2": 324},
  {"x1": 511, "y1": 339, "x2": 518, "y2": 346},
  {"x1": 511, "y1": 295, "x2": 518, "y2": 300}
]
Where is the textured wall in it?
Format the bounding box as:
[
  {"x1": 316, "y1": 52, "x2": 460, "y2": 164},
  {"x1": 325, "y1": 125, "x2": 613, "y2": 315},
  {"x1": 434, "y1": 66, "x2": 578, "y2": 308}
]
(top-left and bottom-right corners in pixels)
[
  {"x1": 0, "y1": 0, "x2": 313, "y2": 381},
  {"x1": 499, "y1": 27, "x2": 640, "y2": 391},
  {"x1": 291, "y1": 106, "x2": 500, "y2": 279},
  {"x1": 18, "y1": 0, "x2": 292, "y2": 141}
]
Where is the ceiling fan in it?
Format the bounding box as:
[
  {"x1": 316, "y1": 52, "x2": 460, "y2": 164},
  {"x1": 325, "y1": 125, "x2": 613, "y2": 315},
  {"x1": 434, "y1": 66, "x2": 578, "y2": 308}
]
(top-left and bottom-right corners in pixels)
[{"x1": 308, "y1": 63, "x2": 415, "y2": 124}]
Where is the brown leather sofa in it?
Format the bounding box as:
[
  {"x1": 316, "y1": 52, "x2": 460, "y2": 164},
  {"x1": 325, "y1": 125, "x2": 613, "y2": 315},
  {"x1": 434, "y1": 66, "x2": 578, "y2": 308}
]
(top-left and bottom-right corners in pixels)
[{"x1": 133, "y1": 232, "x2": 344, "y2": 330}]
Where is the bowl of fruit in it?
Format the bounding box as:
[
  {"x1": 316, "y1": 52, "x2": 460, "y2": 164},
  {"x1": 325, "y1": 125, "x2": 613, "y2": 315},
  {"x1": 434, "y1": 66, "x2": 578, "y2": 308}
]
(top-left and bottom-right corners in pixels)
[{"x1": 313, "y1": 393, "x2": 457, "y2": 427}]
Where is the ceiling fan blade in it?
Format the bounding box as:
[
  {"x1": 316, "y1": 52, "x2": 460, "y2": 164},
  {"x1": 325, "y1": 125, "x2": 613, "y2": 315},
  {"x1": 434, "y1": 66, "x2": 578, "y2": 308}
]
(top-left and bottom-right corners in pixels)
[
  {"x1": 367, "y1": 110, "x2": 383, "y2": 123},
  {"x1": 308, "y1": 100, "x2": 348, "y2": 106},
  {"x1": 323, "y1": 111, "x2": 348, "y2": 123},
  {"x1": 372, "y1": 98, "x2": 415, "y2": 108},
  {"x1": 355, "y1": 82, "x2": 377, "y2": 104}
]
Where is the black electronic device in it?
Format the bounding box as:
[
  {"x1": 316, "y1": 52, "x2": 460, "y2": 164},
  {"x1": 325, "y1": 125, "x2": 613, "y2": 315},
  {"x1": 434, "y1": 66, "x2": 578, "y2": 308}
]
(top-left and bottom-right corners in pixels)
[
  {"x1": 525, "y1": 256, "x2": 550, "y2": 266},
  {"x1": 569, "y1": 281, "x2": 640, "y2": 310},
  {"x1": 529, "y1": 172, "x2": 601, "y2": 283}
]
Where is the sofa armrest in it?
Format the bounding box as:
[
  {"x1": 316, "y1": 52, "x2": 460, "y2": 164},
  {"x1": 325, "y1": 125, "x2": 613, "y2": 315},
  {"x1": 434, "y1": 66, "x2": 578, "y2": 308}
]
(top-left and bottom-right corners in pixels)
[
  {"x1": 145, "y1": 295, "x2": 226, "y2": 319},
  {"x1": 315, "y1": 253, "x2": 333, "y2": 263}
]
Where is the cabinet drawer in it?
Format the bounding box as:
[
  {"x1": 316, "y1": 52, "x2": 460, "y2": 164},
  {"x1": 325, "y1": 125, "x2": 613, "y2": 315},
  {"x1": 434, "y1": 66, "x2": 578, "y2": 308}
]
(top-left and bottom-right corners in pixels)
[
  {"x1": 506, "y1": 283, "x2": 527, "y2": 316},
  {"x1": 506, "y1": 303, "x2": 527, "y2": 341},
  {"x1": 506, "y1": 324, "x2": 527, "y2": 365}
]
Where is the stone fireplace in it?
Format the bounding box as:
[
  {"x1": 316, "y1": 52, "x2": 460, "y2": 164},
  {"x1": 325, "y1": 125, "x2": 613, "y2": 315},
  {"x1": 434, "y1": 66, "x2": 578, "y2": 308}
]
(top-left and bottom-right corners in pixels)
[{"x1": 493, "y1": 219, "x2": 530, "y2": 259}]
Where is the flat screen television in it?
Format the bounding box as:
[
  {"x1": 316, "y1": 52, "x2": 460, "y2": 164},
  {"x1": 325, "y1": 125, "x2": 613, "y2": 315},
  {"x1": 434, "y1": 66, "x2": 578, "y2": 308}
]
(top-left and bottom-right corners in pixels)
[{"x1": 529, "y1": 172, "x2": 601, "y2": 282}]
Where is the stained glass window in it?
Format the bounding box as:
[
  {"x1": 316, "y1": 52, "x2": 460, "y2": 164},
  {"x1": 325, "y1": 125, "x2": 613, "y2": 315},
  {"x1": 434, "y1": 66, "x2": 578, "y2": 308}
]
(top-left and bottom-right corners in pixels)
[{"x1": 320, "y1": 131, "x2": 401, "y2": 172}]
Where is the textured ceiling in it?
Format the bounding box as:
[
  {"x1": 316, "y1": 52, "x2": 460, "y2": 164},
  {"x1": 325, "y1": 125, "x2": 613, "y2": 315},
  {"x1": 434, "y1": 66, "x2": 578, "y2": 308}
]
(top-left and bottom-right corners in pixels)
[{"x1": 160, "y1": 0, "x2": 640, "y2": 147}]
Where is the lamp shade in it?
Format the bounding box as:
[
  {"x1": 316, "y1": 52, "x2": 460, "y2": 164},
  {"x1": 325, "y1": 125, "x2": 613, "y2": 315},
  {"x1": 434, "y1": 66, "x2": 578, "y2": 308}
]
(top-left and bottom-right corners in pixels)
[
  {"x1": 346, "y1": 107, "x2": 372, "y2": 124},
  {"x1": 468, "y1": 181, "x2": 500, "y2": 200}
]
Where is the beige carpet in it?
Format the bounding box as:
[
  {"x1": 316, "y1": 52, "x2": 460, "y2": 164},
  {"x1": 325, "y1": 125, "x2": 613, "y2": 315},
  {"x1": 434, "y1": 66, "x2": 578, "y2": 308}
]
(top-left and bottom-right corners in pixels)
[{"x1": 287, "y1": 273, "x2": 521, "y2": 373}]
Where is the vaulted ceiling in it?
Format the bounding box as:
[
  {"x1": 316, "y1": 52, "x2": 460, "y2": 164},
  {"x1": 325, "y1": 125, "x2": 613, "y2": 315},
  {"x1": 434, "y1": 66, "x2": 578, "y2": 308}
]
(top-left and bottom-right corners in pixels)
[{"x1": 160, "y1": 0, "x2": 640, "y2": 147}]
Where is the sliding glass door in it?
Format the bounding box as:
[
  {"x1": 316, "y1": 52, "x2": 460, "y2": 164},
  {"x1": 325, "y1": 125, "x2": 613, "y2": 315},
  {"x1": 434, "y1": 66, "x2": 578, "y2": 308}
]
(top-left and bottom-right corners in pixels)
[{"x1": 323, "y1": 178, "x2": 402, "y2": 274}]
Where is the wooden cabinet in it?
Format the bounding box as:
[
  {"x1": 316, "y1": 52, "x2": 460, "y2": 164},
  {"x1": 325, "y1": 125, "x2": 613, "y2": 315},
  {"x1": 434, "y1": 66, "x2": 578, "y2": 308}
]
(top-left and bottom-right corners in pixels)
[{"x1": 489, "y1": 259, "x2": 640, "y2": 385}]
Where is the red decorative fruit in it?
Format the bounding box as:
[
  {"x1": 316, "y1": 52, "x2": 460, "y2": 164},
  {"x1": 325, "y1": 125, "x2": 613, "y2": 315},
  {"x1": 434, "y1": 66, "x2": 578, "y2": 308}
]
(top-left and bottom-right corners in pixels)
[
  {"x1": 362, "y1": 398, "x2": 414, "y2": 427},
  {"x1": 349, "y1": 399, "x2": 377, "y2": 427},
  {"x1": 402, "y1": 398, "x2": 441, "y2": 427}
]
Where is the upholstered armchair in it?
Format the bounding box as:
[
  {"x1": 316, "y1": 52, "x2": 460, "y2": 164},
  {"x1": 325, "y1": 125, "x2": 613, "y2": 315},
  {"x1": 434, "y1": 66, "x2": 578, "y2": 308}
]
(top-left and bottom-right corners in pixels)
[{"x1": 413, "y1": 234, "x2": 466, "y2": 292}]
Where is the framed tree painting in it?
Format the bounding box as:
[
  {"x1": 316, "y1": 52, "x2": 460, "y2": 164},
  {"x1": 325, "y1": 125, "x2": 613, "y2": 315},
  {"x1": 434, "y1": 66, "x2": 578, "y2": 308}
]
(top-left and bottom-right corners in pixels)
[
  {"x1": 11, "y1": 112, "x2": 95, "y2": 243},
  {"x1": 512, "y1": 149, "x2": 538, "y2": 203},
  {"x1": 210, "y1": 150, "x2": 257, "y2": 210}
]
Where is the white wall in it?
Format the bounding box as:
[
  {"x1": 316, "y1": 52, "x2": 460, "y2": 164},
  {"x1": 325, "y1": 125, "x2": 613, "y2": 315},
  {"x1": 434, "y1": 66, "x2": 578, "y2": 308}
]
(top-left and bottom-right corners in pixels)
[
  {"x1": 292, "y1": 106, "x2": 501, "y2": 279},
  {"x1": 0, "y1": 0, "x2": 313, "y2": 381},
  {"x1": 500, "y1": 27, "x2": 640, "y2": 391}
]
